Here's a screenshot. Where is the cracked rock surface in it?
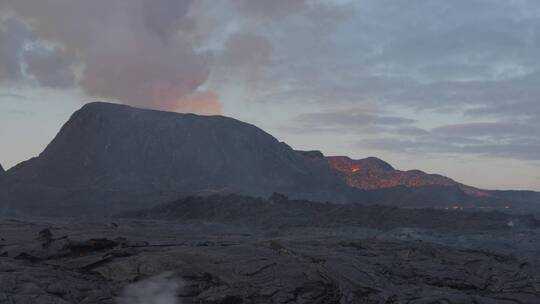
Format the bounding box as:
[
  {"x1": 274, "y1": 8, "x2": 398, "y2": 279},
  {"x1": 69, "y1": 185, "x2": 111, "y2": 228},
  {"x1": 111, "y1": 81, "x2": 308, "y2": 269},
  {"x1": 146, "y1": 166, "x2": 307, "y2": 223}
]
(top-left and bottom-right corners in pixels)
[{"x1": 1, "y1": 216, "x2": 540, "y2": 304}]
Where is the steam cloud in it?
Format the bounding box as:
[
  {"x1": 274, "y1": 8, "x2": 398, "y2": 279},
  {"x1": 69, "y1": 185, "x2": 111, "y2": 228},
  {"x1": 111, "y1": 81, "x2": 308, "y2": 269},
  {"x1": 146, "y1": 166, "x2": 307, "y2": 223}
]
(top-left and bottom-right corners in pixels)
[
  {"x1": 0, "y1": 0, "x2": 318, "y2": 114},
  {"x1": 0, "y1": 0, "x2": 214, "y2": 113},
  {"x1": 116, "y1": 272, "x2": 184, "y2": 304}
]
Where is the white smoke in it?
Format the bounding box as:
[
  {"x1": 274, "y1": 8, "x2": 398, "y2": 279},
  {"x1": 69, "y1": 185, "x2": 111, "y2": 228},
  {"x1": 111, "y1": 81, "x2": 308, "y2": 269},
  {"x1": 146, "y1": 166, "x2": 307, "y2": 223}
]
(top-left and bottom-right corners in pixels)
[{"x1": 116, "y1": 272, "x2": 184, "y2": 304}]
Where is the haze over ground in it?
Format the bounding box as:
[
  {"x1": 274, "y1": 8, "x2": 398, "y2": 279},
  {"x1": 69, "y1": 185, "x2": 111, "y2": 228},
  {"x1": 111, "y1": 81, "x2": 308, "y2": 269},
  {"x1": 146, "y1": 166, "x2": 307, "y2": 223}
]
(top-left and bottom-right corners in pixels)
[{"x1": 0, "y1": 0, "x2": 539, "y2": 191}]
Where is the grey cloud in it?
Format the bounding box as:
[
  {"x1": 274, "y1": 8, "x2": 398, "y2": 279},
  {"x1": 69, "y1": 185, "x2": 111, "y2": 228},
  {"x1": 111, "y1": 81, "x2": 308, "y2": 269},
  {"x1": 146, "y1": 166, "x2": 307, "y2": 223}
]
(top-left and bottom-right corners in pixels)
[
  {"x1": 361, "y1": 136, "x2": 540, "y2": 161},
  {"x1": 0, "y1": 18, "x2": 32, "y2": 83},
  {"x1": 466, "y1": 101, "x2": 540, "y2": 118},
  {"x1": 283, "y1": 105, "x2": 537, "y2": 162},
  {"x1": 360, "y1": 138, "x2": 441, "y2": 154},
  {"x1": 24, "y1": 45, "x2": 76, "y2": 88},
  {"x1": 363, "y1": 1, "x2": 540, "y2": 123},
  {"x1": 268, "y1": 0, "x2": 540, "y2": 115},
  {"x1": 394, "y1": 126, "x2": 430, "y2": 136},
  {"x1": 235, "y1": 0, "x2": 307, "y2": 18},
  {"x1": 4, "y1": 0, "x2": 216, "y2": 112},
  {"x1": 378, "y1": 17, "x2": 540, "y2": 75},
  {"x1": 0, "y1": 93, "x2": 27, "y2": 100},
  {"x1": 1, "y1": 0, "x2": 346, "y2": 114},
  {"x1": 1, "y1": 108, "x2": 31, "y2": 115},
  {"x1": 432, "y1": 122, "x2": 540, "y2": 138},
  {"x1": 385, "y1": 71, "x2": 540, "y2": 125},
  {"x1": 232, "y1": 0, "x2": 540, "y2": 149},
  {"x1": 0, "y1": 17, "x2": 74, "y2": 89},
  {"x1": 359, "y1": 118, "x2": 540, "y2": 161},
  {"x1": 374, "y1": 116, "x2": 416, "y2": 126},
  {"x1": 461, "y1": 141, "x2": 540, "y2": 160},
  {"x1": 286, "y1": 109, "x2": 416, "y2": 134},
  {"x1": 143, "y1": 0, "x2": 194, "y2": 42},
  {"x1": 221, "y1": 32, "x2": 273, "y2": 68}
]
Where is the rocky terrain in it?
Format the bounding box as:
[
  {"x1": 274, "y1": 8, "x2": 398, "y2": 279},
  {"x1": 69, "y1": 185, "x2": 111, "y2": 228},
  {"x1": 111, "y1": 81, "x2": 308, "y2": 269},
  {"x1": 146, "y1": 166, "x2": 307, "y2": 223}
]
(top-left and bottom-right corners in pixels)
[
  {"x1": 119, "y1": 193, "x2": 539, "y2": 232},
  {"x1": 1, "y1": 196, "x2": 540, "y2": 304}
]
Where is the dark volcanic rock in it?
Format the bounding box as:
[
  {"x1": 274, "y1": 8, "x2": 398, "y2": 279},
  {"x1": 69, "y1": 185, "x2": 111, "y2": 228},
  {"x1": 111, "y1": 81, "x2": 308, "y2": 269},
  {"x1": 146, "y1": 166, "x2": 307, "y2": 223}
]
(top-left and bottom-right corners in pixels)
[
  {"x1": 488, "y1": 190, "x2": 540, "y2": 206},
  {"x1": 1, "y1": 218, "x2": 539, "y2": 304},
  {"x1": 118, "y1": 194, "x2": 539, "y2": 232},
  {"x1": 4, "y1": 102, "x2": 348, "y2": 215},
  {"x1": 12, "y1": 102, "x2": 341, "y2": 192},
  {"x1": 295, "y1": 150, "x2": 325, "y2": 159}
]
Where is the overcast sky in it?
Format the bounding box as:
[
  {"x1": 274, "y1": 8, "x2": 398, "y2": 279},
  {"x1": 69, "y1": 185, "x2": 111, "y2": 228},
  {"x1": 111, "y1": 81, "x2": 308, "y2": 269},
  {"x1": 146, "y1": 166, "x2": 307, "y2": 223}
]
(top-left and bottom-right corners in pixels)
[{"x1": 1, "y1": 0, "x2": 539, "y2": 190}]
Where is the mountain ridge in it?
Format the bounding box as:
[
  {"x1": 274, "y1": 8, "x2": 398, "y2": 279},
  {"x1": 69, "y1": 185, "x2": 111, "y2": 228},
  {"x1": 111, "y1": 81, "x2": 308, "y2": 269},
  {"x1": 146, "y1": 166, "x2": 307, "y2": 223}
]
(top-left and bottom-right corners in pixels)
[
  {"x1": 2, "y1": 102, "x2": 350, "y2": 215},
  {"x1": 1, "y1": 101, "x2": 538, "y2": 215},
  {"x1": 326, "y1": 155, "x2": 490, "y2": 197}
]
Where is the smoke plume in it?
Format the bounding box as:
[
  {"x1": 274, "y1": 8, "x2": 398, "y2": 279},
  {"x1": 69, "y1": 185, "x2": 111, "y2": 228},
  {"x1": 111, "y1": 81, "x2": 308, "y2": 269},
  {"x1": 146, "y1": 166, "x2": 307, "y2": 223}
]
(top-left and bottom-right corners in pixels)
[
  {"x1": 116, "y1": 272, "x2": 184, "y2": 304},
  {"x1": 0, "y1": 0, "x2": 338, "y2": 115},
  {"x1": 0, "y1": 0, "x2": 214, "y2": 113}
]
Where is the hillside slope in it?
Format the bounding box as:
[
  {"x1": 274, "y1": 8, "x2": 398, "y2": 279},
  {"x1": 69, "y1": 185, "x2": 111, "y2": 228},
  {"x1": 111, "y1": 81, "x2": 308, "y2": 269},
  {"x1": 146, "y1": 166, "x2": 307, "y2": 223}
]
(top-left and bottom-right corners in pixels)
[{"x1": 3, "y1": 102, "x2": 348, "y2": 215}]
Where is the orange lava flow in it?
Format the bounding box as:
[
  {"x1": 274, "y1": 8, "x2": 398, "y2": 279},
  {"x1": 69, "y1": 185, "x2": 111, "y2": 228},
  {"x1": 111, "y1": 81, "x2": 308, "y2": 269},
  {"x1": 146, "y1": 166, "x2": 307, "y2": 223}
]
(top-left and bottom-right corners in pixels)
[{"x1": 326, "y1": 156, "x2": 490, "y2": 197}]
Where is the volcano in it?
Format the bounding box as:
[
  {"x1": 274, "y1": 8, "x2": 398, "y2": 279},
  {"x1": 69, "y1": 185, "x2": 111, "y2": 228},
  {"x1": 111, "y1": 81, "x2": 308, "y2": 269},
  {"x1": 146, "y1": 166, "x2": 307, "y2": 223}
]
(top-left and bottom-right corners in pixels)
[
  {"x1": 2, "y1": 102, "x2": 349, "y2": 215},
  {"x1": 1, "y1": 102, "x2": 538, "y2": 216}
]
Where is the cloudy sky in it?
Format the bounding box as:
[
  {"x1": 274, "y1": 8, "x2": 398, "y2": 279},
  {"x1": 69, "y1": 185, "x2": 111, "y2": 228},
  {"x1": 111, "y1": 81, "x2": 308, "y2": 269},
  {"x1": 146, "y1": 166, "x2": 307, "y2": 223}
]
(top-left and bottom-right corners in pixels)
[{"x1": 0, "y1": 0, "x2": 539, "y2": 191}]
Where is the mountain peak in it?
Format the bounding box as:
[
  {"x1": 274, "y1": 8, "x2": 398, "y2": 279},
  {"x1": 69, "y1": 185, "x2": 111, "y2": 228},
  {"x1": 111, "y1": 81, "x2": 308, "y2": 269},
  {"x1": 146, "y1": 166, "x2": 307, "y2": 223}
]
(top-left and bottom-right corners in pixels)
[
  {"x1": 75, "y1": 101, "x2": 225, "y2": 121},
  {"x1": 6, "y1": 102, "x2": 347, "y2": 214},
  {"x1": 327, "y1": 156, "x2": 395, "y2": 174},
  {"x1": 76, "y1": 101, "x2": 189, "y2": 119},
  {"x1": 81, "y1": 101, "x2": 126, "y2": 110},
  {"x1": 296, "y1": 150, "x2": 325, "y2": 159},
  {"x1": 75, "y1": 101, "x2": 146, "y2": 117}
]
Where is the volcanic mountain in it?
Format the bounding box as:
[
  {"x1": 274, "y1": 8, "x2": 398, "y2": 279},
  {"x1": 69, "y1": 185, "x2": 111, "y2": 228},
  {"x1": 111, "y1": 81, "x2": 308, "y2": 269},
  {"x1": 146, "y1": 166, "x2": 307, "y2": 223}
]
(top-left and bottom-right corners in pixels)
[
  {"x1": 1, "y1": 102, "x2": 538, "y2": 216},
  {"x1": 1, "y1": 102, "x2": 349, "y2": 215}
]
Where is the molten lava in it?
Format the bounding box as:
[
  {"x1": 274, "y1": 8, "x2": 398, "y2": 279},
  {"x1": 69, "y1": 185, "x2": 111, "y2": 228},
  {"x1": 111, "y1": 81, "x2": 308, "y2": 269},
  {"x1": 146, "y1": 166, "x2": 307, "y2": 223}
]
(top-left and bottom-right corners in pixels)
[{"x1": 326, "y1": 156, "x2": 490, "y2": 197}]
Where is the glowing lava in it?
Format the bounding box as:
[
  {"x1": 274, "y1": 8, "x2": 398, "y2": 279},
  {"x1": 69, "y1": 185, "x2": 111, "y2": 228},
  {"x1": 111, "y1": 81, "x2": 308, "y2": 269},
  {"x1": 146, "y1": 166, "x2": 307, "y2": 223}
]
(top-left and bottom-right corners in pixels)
[{"x1": 326, "y1": 156, "x2": 490, "y2": 197}]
